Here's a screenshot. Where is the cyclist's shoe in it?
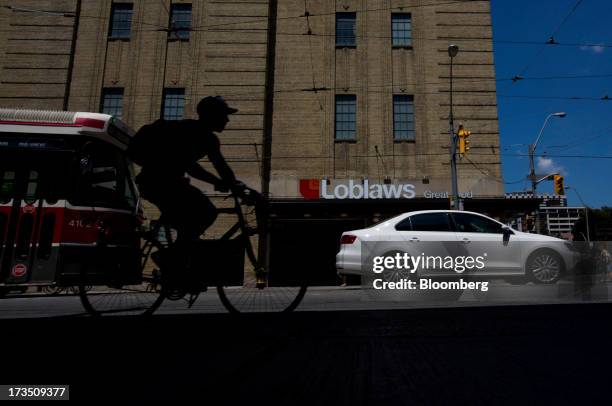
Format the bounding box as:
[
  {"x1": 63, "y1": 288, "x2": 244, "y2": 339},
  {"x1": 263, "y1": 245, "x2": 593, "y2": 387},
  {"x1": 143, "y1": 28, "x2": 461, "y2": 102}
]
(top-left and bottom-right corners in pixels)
[
  {"x1": 160, "y1": 267, "x2": 187, "y2": 300},
  {"x1": 186, "y1": 270, "x2": 207, "y2": 295}
]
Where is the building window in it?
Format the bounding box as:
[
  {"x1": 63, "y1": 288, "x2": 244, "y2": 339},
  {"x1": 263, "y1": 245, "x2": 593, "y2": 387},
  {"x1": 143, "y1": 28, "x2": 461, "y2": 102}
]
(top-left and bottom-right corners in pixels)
[
  {"x1": 108, "y1": 3, "x2": 133, "y2": 40},
  {"x1": 391, "y1": 13, "x2": 412, "y2": 47},
  {"x1": 169, "y1": 4, "x2": 192, "y2": 41},
  {"x1": 335, "y1": 95, "x2": 356, "y2": 141},
  {"x1": 393, "y1": 95, "x2": 415, "y2": 141},
  {"x1": 101, "y1": 88, "x2": 124, "y2": 118},
  {"x1": 336, "y1": 12, "x2": 356, "y2": 47},
  {"x1": 162, "y1": 88, "x2": 185, "y2": 121}
]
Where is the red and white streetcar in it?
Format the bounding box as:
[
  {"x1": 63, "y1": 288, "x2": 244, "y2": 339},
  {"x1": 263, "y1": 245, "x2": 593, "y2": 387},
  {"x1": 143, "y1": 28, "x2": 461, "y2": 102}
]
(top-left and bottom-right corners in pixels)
[{"x1": 0, "y1": 108, "x2": 145, "y2": 303}]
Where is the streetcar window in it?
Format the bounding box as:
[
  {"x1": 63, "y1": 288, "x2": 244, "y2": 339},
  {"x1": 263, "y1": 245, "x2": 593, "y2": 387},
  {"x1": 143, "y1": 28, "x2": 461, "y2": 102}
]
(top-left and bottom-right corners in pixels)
[
  {"x1": 75, "y1": 141, "x2": 136, "y2": 209},
  {"x1": 24, "y1": 170, "x2": 39, "y2": 204},
  {"x1": 0, "y1": 171, "x2": 15, "y2": 204},
  {"x1": 0, "y1": 144, "x2": 73, "y2": 203}
]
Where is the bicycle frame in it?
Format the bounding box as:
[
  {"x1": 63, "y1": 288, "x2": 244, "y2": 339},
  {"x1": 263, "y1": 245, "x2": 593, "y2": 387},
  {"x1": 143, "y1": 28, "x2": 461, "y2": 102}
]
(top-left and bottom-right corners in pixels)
[{"x1": 140, "y1": 189, "x2": 265, "y2": 288}]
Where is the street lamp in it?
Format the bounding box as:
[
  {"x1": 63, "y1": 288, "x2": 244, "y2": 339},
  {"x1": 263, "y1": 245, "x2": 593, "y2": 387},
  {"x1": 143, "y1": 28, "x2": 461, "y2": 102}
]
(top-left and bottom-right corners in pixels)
[
  {"x1": 448, "y1": 44, "x2": 460, "y2": 209},
  {"x1": 529, "y1": 112, "x2": 567, "y2": 194}
]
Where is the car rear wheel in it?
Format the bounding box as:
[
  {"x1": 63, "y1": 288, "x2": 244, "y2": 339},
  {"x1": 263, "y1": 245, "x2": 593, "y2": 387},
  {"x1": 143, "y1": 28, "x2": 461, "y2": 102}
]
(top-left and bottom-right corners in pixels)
[{"x1": 526, "y1": 249, "x2": 563, "y2": 284}]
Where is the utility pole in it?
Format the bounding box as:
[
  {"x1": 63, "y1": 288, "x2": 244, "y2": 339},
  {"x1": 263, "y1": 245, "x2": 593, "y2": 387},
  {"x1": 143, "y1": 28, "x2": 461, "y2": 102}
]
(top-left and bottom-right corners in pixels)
[
  {"x1": 448, "y1": 44, "x2": 460, "y2": 210},
  {"x1": 528, "y1": 143, "x2": 537, "y2": 194},
  {"x1": 259, "y1": 0, "x2": 278, "y2": 268}
]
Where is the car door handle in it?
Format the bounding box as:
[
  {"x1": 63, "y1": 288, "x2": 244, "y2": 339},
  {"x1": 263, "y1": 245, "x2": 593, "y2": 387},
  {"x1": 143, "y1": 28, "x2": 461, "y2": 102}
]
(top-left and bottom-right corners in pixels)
[
  {"x1": 461, "y1": 238, "x2": 471, "y2": 244},
  {"x1": 409, "y1": 237, "x2": 420, "y2": 242}
]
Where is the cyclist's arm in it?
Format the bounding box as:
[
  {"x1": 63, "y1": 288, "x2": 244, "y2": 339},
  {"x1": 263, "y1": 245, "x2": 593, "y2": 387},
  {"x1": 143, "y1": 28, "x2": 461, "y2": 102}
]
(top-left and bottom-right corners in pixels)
[
  {"x1": 186, "y1": 163, "x2": 225, "y2": 189},
  {"x1": 208, "y1": 144, "x2": 238, "y2": 189}
]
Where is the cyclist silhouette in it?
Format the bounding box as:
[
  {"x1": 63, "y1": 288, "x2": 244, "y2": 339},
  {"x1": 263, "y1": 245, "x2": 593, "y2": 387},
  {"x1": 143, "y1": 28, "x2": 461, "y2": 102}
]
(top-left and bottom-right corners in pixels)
[{"x1": 129, "y1": 96, "x2": 247, "y2": 275}]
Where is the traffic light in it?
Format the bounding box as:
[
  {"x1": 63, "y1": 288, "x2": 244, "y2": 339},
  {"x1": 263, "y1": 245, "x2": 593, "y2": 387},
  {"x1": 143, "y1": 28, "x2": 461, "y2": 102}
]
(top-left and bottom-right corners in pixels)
[
  {"x1": 457, "y1": 125, "x2": 471, "y2": 158},
  {"x1": 553, "y1": 175, "x2": 565, "y2": 195}
]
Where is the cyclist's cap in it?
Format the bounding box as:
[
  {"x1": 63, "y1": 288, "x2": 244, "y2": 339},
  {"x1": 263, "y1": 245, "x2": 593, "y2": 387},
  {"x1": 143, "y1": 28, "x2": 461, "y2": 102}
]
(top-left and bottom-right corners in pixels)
[{"x1": 197, "y1": 96, "x2": 238, "y2": 116}]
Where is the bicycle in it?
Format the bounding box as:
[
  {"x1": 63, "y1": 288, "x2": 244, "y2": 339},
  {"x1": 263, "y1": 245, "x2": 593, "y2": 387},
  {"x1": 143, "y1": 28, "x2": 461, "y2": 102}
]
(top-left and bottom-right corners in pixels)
[{"x1": 78, "y1": 186, "x2": 308, "y2": 316}]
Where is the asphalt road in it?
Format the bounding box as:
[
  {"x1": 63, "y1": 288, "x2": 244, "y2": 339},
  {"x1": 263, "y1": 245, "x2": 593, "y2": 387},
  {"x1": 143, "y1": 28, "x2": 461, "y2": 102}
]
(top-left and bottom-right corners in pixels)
[
  {"x1": 2, "y1": 302, "x2": 612, "y2": 404},
  {"x1": 0, "y1": 279, "x2": 610, "y2": 319},
  {"x1": 2, "y1": 280, "x2": 612, "y2": 403}
]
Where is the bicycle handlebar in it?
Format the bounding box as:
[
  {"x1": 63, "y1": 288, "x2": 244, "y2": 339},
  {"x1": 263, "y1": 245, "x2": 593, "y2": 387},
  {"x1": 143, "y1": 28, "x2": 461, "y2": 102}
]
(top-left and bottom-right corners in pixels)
[{"x1": 229, "y1": 184, "x2": 264, "y2": 206}]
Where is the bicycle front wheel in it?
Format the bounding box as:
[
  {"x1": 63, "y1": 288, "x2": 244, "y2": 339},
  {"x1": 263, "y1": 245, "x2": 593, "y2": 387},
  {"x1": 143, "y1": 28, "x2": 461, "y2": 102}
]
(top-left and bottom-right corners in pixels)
[
  {"x1": 217, "y1": 272, "x2": 307, "y2": 313},
  {"x1": 79, "y1": 279, "x2": 165, "y2": 317}
]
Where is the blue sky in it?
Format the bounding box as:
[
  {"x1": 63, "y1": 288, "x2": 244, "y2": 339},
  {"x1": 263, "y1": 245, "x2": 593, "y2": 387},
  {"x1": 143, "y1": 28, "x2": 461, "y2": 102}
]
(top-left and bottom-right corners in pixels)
[{"x1": 490, "y1": 0, "x2": 612, "y2": 208}]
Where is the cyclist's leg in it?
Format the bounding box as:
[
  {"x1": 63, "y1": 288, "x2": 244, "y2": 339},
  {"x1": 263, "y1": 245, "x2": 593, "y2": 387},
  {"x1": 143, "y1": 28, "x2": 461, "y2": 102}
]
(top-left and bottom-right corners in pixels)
[
  {"x1": 137, "y1": 180, "x2": 217, "y2": 282},
  {"x1": 136, "y1": 180, "x2": 189, "y2": 276},
  {"x1": 173, "y1": 184, "x2": 217, "y2": 244},
  {"x1": 164, "y1": 184, "x2": 217, "y2": 280}
]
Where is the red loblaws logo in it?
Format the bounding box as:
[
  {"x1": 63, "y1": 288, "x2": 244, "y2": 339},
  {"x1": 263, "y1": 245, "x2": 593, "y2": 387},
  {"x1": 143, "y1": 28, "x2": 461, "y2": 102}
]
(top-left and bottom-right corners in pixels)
[{"x1": 299, "y1": 179, "x2": 320, "y2": 200}]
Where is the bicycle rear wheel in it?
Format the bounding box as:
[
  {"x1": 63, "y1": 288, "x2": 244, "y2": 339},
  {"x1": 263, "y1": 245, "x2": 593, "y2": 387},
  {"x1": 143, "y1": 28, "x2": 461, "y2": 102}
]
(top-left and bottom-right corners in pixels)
[
  {"x1": 78, "y1": 243, "x2": 165, "y2": 317},
  {"x1": 217, "y1": 269, "x2": 307, "y2": 313}
]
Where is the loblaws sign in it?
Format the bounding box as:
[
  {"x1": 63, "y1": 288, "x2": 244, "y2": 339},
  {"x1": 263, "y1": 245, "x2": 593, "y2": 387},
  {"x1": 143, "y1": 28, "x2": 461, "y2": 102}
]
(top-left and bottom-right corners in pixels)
[{"x1": 300, "y1": 179, "x2": 416, "y2": 200}]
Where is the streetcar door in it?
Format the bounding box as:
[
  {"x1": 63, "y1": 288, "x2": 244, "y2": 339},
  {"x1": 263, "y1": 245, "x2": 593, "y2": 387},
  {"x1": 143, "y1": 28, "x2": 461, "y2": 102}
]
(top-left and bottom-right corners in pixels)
[{"x1": 0, "y1": 149, "x2": 73, "y2": 284}]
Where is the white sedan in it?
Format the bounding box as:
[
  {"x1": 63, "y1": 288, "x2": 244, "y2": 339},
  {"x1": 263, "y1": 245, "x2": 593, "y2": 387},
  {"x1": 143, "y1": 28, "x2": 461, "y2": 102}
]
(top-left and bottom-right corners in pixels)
[{"x1": 336, "y1": 210, "x2": 579, "y2": 284}]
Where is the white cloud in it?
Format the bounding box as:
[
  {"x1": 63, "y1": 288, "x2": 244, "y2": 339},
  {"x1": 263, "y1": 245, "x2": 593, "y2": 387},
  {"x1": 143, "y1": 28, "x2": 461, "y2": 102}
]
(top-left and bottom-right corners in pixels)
[
  {"x1": 580, "y1": 44, "x2": 605, "y2": 54},
  {"x1": 537, "y1": 157, "x2": 567, "y2": 176}
]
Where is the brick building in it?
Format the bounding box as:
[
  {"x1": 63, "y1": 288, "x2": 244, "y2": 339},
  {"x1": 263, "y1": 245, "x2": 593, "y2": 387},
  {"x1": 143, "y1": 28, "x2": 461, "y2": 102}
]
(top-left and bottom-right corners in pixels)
[{"x1": 0, "y1": 0, "x2": 505, "y2": 283}]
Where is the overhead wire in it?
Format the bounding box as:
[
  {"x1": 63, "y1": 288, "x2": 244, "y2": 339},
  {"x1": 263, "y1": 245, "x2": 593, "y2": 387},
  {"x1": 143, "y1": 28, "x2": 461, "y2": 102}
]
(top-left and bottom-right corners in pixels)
[
  {"x1": 1, "y1": 89, "x2": 611, "y2": 101},
  {"x1": 188, "y1": 0, "x2": 487, "y2": 31},
  {"x1": 512, "y1": 0, "x2": 585, "y2": 79}
]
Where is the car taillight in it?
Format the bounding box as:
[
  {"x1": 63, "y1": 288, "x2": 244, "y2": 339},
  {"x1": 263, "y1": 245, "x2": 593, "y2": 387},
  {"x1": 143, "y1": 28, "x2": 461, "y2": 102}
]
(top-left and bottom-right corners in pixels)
[{"x1": 340, "y1": 235, "x2": 357, "y2": 244}]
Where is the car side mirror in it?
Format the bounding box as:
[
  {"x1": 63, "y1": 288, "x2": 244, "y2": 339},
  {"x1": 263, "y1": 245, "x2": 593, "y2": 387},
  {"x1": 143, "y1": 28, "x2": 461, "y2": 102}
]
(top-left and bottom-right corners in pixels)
[{"x1": 502, "y1": 226, "x2": 513, "y2": 244}]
